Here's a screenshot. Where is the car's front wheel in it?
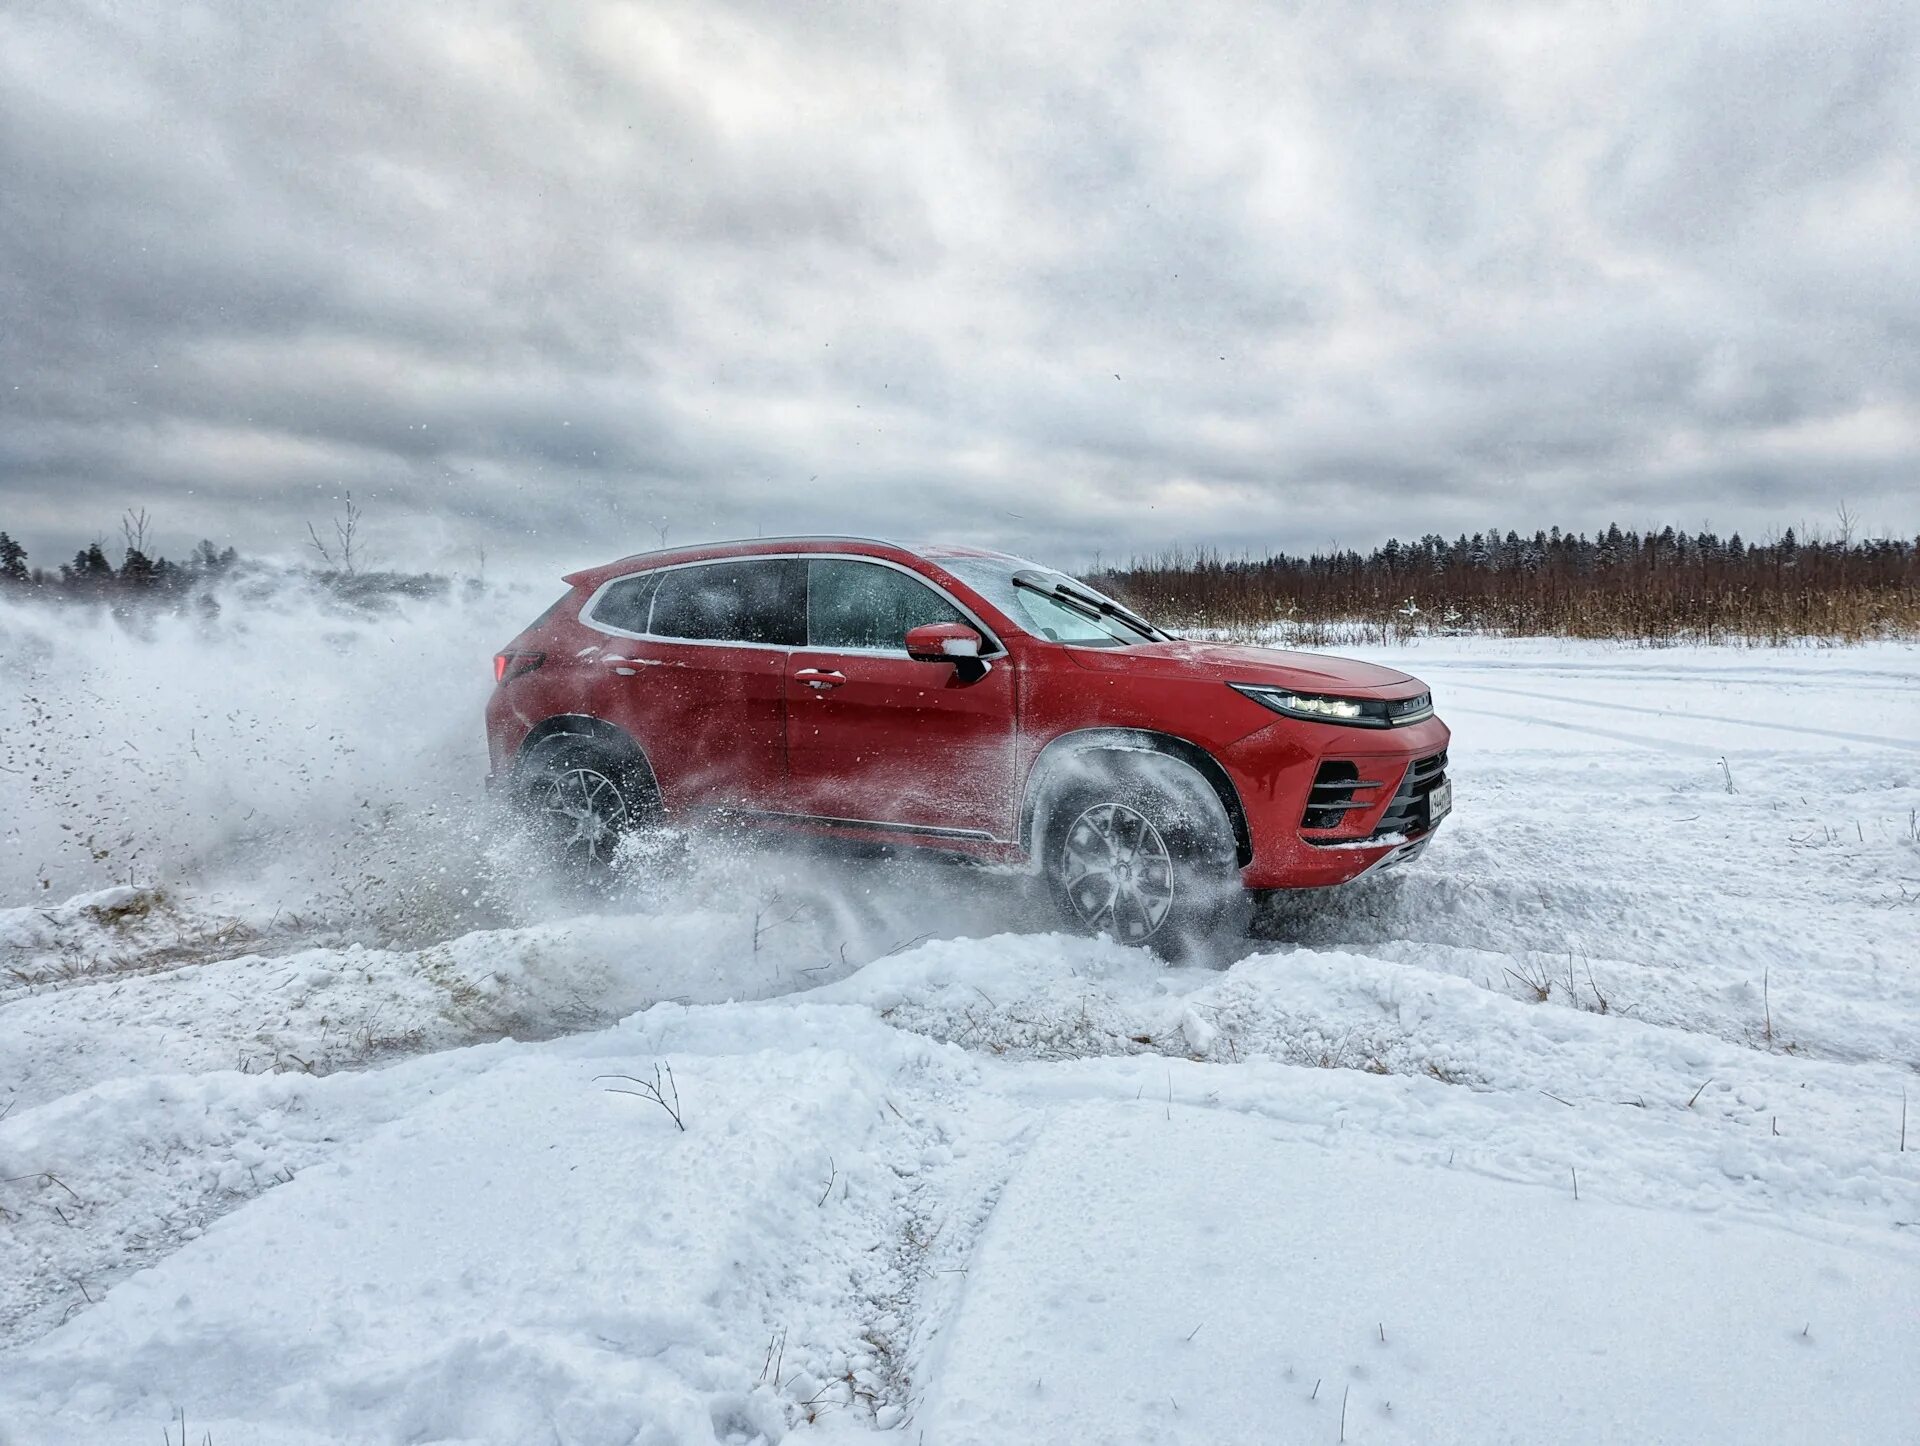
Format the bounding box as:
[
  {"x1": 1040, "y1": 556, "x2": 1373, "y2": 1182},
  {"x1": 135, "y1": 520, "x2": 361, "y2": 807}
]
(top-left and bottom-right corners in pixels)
[{"x1": 1042, "y1": 769, "x2": 1248, "y2": 960}]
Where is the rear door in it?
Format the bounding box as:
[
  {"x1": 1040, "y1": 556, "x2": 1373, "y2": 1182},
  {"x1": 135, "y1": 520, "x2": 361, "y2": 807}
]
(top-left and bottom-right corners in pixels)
[
  {"x1": 783, "y1": 557, "x2": 1017, "y2": 838},
  {"x1": 591, "y1": 557, "x2": 803, "y2": 811}
]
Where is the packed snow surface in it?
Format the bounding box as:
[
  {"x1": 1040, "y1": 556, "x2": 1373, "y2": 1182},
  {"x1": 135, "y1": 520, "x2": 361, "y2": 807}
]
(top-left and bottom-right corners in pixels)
[{"x1": 2, "y1": 588, "x2": 1916, "y2": 1443}]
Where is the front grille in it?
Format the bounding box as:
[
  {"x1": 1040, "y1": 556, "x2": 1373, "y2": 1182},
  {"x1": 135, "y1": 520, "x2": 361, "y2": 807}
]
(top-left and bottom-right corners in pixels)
[
  {"x1": 1301, "y1": 760, "x2": 1388, "y2": 831},
  {"x1": 1370, "y1": 751, "x2": 1448, "y2": 839}
]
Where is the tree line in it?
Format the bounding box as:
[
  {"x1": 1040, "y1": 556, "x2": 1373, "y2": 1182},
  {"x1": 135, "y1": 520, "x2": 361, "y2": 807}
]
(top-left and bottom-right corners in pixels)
[
  {"x1": 8, "y1": 510, "x2": 1915, "y2": 641},
  {"x1": 0, "y1": 504, "x2": 449, "y2": 612},
  {"x1": 0, "y1": 510, "x2": 241, "y2": 603},
  {"x1": 1090, "y1": 523, "x2": 1920, "y2": 643}
]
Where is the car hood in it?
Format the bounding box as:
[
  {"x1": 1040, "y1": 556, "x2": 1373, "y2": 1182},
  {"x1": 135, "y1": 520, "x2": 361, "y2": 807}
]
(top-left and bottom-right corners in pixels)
[{"x1": 1066, "y1": 639, "x2": 1421, "y2": 694}]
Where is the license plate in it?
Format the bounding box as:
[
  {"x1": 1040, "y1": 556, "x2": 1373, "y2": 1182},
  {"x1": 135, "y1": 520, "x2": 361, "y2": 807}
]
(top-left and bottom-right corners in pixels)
[{"x1": 1427, "y1": 778, "x2": 1452, "y2": 827}]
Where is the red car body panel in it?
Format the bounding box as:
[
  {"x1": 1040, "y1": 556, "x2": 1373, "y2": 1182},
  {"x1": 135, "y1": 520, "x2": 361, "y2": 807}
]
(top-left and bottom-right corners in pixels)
[
  {"x1": 783, "y1": 647, "x2": 1019, "y2": 836},
  {"x1": 486, "y1": 537, "x2": 1452, "y2": 892},
  {"x1": 603, "y1": 638, "x2": 789, "y2": 811}
]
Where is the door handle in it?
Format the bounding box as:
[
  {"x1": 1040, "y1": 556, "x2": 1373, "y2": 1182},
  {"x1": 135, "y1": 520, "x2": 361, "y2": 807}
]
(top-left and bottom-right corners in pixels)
[{"x1": 794, "y1": 667, "x2": 845, "y2": 690}]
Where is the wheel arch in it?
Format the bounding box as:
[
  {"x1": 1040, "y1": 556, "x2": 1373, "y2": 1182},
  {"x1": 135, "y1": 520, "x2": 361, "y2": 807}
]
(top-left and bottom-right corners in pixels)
[
  {"x1": 513, "y1": 713, "x2": 659, "y2": 796},
  {"x1": 1018, "y1": 728, "x2": 1252, "y2": 868}
]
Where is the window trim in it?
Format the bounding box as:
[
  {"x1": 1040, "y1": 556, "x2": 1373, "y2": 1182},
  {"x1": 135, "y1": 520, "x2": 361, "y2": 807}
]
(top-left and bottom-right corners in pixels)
[{"x1": 578, "y1": 552, "x2": 1006, "y2": 658}]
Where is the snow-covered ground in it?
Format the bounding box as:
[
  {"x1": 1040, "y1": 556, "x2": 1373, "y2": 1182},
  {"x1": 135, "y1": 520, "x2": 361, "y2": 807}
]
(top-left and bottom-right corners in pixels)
[{"x1": 2, "y1": 587, "x2": 1917, "y2": 1443}]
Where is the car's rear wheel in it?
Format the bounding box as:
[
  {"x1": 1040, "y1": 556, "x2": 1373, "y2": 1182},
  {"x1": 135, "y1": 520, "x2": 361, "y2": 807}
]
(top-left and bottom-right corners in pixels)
[
  {"x1": 518, "y1": 738, "x2": 658, "y2": 883},
  {"x1": 1043, "y1": 769, "x2": 1248, "y2": 960}
]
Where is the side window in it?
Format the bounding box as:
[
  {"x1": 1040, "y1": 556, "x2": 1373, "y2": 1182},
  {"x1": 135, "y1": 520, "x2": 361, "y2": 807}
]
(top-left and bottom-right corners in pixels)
[
  {"x1": 589, "y1": 572, "x2": 660, "y2": 633},
  {"x1": 807, "y1": 559, "x2": 967, "y2": 651},
  {"x1": 649, "y1": 559, "x2": 803, "y2": 645}
]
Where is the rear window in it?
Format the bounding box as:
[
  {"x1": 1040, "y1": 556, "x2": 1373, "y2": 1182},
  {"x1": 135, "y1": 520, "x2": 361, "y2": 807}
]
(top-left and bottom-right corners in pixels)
[
  {"x1": 589, "y1": 572, "x2": 660, "y2": 633},
  {"x1": 648, "y1": 559, "x2": 804, "y2": 645}
]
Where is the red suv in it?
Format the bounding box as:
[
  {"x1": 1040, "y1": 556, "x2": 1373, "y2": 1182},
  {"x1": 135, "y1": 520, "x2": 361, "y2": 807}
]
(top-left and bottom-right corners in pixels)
[{"x1": 487, "y1": 537, "x2": 1450, "y2": 953}]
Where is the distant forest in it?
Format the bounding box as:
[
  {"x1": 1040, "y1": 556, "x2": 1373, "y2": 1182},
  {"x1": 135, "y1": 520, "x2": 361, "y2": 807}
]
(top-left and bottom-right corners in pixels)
[
  {"x1": 0, "y1": 529, "x2": 241, "y2": 600},
  {"x1": 5, "y1": 512, "x2": 1917, "y2": 642},
  {"x1": 0, "y1": 506, "x2": 450, "y2": 612},
  {"x1": 1093, "y1": 524, "x2": 1920, "y2": 643}
]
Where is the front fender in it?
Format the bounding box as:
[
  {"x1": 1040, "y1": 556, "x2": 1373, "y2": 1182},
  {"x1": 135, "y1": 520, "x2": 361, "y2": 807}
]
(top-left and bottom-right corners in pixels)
[{"x1": 1016, "y1": 727, "x2": 1252, "y2": 867}]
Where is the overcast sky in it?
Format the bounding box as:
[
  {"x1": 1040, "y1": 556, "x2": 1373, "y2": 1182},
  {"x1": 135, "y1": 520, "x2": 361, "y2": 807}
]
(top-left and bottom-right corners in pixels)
[{"x1": 3, "y1": 0, "x2": 1916, "y2": 574}]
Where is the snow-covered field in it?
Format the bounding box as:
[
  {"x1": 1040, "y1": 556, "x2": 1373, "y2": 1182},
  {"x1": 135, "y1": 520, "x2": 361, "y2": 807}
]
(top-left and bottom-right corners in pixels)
[{"x1": 2, "y1": 585, "x2": 1917, "y2": 1444}]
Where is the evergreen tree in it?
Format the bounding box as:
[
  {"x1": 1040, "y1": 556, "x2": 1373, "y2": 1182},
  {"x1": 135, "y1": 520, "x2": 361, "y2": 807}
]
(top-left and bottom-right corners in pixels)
[
  {"x1": 121, "y1": 547, "x2": 157, "y2": 590},
  {"x1": 1598, "y1": 523, "x2": 1624, "y2": 567},
  {"x1": 0, "y1": 531, "x2": 26, "y2": 584},
  {"x1": 61, "y1": 543, "x2": 115, "y2": 592},
  {"x1": 191, "y1": 539, "x2": 238, "y2": 574}
]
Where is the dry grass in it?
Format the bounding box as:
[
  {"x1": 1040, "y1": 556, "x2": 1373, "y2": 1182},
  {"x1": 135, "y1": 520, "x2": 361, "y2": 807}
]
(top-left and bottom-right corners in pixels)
[{"x1": 2, "y1": 888, "x2": 264, "y2": 1000}]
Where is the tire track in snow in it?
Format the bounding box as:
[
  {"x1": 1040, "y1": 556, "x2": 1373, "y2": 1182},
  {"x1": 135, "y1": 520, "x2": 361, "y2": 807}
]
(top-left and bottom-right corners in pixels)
[
  {"x1": 1442, "y1": 679, "x2": 1920, "y2": 751},
  {"x1": 1440, "y1": 704, "x2": 1728, "y2": 755},
  {"x1": 1412, "y1": 657, "x2": 1920, "y2": 689}
]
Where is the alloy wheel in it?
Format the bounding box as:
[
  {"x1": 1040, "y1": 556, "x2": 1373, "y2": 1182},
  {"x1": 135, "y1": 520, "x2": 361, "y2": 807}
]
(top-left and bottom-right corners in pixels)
[
  {"x1": 1059, "y1": 801, "x2": 1176, "y2": 942},
  {"x1": 539, "y1": 766, "x2": 630, "y2": 869}
]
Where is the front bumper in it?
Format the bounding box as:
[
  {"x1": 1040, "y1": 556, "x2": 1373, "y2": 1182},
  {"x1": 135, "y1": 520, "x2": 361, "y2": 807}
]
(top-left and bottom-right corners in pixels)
[{"x1": 1220, "y1": 714, "x2": 1451, "y2": 890}]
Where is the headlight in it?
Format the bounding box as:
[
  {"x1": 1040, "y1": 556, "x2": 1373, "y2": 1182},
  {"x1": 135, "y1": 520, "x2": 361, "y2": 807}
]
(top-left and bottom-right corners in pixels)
[{"x1": 1231, "y1": 684, "x2": 1433, "y2": 728}]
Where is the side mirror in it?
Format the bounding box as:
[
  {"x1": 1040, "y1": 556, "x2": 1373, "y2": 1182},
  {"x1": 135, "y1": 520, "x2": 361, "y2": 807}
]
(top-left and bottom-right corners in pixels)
[{"x1": 905, "y1": 622, "x2": 989, "y2": 681}]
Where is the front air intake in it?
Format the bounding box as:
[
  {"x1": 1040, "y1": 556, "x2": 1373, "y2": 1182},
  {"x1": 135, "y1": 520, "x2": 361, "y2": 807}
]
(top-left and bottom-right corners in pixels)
[
  {"x1": 1370, "y1": 751, "x2": 1449, "y2": 838},
  {"x1": 1301, "y1": 761, "x2": 1387, "y2": 831}
]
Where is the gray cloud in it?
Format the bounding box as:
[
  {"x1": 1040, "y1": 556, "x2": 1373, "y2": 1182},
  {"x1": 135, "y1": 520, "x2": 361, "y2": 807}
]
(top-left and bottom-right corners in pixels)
[{"x1": 2, "y1": 0, "x2": 1916, "y2": 576}]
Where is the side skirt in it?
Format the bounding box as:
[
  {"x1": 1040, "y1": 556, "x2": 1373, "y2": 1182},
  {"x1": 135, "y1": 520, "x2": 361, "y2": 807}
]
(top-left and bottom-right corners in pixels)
[{"x1": 727, "y1": 808, "x2": 1004, "y2": 844}]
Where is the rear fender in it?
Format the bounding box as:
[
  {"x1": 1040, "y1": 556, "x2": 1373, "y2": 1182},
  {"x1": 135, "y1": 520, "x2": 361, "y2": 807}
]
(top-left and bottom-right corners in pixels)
[{"x1": 512, "y1": 714, "x2": 660, "y2": 802}]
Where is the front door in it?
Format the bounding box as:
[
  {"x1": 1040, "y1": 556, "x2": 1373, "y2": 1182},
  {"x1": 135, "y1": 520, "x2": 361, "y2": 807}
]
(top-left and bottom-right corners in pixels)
[{"x1": 783, "y1": 557, "x2": 1017, "y2": 839}]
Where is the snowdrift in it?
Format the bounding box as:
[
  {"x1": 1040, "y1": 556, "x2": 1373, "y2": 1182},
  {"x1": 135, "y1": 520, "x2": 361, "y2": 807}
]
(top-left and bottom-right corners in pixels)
[{"x1": 3, "y1": 591, "x2": 1917, "y2": 1443}]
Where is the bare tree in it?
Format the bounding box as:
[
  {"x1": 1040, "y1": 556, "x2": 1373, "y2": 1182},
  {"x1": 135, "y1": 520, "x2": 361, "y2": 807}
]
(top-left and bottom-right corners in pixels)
[
  {"x1": 121, "y1": 507, "x2": 151, "y2": 557},
  {"x1": 306, "y1": 491, "x2": 364, "y2": 576}
]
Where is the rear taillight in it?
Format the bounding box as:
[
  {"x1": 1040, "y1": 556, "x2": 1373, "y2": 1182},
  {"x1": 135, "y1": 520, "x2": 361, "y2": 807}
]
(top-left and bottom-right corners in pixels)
[{"x1": 493, "y1": 650, "x2": 545, "y2": 685}]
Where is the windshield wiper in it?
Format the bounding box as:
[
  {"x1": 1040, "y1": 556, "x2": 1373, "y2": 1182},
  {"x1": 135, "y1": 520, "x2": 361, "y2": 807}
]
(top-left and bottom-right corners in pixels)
[
  {"x1": 1012, "y1": 572, "x2": 1169, "y2": 642},
  {"x1": 1046, "y1": 579, "x2": 1168, "y2": 640},
  {"x1": 1088, "y1": 593, "x2": 1170, "y2": 642}
]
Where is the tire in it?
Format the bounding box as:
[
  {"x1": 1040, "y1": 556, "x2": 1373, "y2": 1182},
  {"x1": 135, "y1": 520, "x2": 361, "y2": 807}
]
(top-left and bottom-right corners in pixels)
[
  {"x1": 515, "y1": 737, "x2": 659, "y2": 886},
  {"x1": 1041, "y1": 764, "x2": 1250, "y2": 961}
]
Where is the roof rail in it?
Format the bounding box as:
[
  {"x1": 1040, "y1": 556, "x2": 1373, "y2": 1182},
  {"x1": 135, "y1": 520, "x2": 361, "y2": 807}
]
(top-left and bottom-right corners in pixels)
[
  {"x1": 699, "y1": 534, "x2": 903, "y2": 548},
  {"x1": 630, "y1": 534, "x2": 905, "y2": 557},
  {"x1": 562, "y1": 535, "x2": 907, "y2": 584}
]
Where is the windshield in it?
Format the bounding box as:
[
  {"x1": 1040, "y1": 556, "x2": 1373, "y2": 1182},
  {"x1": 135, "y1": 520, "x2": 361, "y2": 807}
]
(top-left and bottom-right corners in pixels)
[{"x1": 937, "y1": 556, "x2": 1167, "y2": 647}]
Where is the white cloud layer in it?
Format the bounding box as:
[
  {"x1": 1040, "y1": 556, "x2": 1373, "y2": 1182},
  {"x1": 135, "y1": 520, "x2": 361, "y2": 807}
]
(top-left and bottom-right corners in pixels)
[{"x1": 3, "y1": 0, "x2": 1916, "y2": 570}]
